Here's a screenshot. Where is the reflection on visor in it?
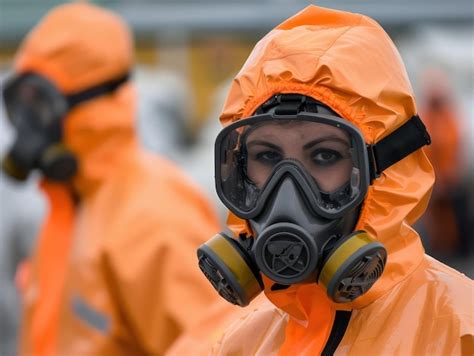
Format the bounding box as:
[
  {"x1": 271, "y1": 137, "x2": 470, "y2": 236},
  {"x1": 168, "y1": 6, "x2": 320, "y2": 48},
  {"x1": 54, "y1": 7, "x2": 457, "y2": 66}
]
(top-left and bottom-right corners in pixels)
[
  {"x1": 244, "y1": 121, "x2": 352, "y2": 192},
  {"x1": 216, "y1": 114, "x2": 369, "y2": 219}
]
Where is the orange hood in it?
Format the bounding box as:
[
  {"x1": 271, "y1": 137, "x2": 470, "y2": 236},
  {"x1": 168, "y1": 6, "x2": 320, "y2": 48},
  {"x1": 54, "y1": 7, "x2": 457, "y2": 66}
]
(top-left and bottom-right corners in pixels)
[
  {"x1": 221, "y1": 5, "x2": 435, "y2": 314},
  {"x1": 14, "y1": 2, "x2": 136, "y2": 197}
]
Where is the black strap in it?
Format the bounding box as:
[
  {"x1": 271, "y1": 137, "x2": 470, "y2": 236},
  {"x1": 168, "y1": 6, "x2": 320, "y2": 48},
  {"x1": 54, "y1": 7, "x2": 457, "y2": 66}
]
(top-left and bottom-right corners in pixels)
[
  {"x1": 321, "y1": 310, "x2": 352, "y2": 356},
  {"x1": 66, "y1": 73, "x2": 130, "y2": 108},
  {"x1": 256, "y1": 94, "x2": 335, "y2": 116},
  {"x1": 256, "y1": 94, "x2": 432, "y2": 182},
  {"x1": 368, "y1": 115, "x2": 431, "y2": 181}
]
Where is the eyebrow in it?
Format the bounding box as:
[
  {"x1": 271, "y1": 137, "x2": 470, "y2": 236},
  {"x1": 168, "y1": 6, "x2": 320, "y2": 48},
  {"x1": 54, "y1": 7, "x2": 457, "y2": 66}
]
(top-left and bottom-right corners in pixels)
[
  {"x1": 303, "y1": 136, "x2": 350, "y2": 150},
  {"x1": 246, "y1": 140, "x2": 282, "y2": 151}
]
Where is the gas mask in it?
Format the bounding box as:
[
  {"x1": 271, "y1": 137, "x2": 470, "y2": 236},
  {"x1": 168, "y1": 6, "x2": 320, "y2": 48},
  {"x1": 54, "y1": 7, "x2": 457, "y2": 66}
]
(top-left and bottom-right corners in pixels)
[
  {"x1": 1, "y1": 72, "x2": 129, "y2": 181},
  {"x1": 198, "y1": 94, "x2": 431, "y2": 307}
]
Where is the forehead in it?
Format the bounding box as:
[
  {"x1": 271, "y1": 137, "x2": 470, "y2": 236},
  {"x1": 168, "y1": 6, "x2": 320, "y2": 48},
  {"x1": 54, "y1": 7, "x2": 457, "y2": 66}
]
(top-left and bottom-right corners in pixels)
[{"x1": 246, "y1": 121, "x2": 349, "y2": 142}]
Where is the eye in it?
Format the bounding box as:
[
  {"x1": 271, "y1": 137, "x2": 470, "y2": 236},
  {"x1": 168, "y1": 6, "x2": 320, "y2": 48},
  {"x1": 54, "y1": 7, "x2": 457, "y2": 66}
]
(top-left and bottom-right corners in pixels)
[
  {"x1": 253, "y1": 150, "x2": 283, "y2": 166},
  {"x1": 311, "y1": 149, "x2": 344, "y2": 166}
]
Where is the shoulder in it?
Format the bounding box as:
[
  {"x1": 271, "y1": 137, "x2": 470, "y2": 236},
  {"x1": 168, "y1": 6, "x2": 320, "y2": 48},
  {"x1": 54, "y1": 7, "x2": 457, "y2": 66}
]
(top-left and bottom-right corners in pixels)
[
  {"x1": 382, "y1": 255, "x2": 473, "y2": 334},
  {"x1": 421, "y1": 256, "x2": 473, "y2": 325},
  {"x1": 106, "y1": 150, "x2": 218, "y2": 225},
  {"x1": 129, "y1": 151, "x2": 215, "y2": 213},
  {"x1": 338, "y1": 255, "x2": 472, "y2": 354},
  {"x1": 100, "y1": 150, "x2": 219, "y2": 255},
  {"x1": 422, "y1": 256, "x2": 473, "y2": 305}
]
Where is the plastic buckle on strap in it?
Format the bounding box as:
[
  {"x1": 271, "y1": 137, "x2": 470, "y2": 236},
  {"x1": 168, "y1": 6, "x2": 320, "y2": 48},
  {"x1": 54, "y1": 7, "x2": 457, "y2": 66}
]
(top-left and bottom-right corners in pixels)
[
  {"x1": 257, "y1": 94, "x2": 327, "y2": 116},
  {"x1": 274, "y1": 94, "x2": 306, "y2": 115}
]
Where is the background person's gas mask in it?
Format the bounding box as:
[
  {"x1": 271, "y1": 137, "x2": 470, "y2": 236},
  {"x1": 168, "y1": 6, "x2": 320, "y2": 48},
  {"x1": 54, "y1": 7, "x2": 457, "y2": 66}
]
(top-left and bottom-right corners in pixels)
[
  {"x1": 2, "y1": 72, "x2": 129, "y2": 182},
  {"x1": 198, "y1": 94, "x2": 432, "y2": 307}
]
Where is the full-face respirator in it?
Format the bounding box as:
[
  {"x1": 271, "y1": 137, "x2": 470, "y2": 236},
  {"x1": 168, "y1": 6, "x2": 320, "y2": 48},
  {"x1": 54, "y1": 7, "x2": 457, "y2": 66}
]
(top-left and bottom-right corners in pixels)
[
  {"x1": 198, "y1": 94, "x2": 431, "y2": 306},
  {"x1": 2, "y1": 72, "x2": 128, "y2": 182}
]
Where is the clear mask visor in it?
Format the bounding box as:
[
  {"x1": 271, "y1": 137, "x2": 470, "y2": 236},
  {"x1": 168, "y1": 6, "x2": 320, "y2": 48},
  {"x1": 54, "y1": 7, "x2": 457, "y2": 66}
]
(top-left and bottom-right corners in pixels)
[{"x1": 215, "y1": 114, "x2": 370, "y2": 219}]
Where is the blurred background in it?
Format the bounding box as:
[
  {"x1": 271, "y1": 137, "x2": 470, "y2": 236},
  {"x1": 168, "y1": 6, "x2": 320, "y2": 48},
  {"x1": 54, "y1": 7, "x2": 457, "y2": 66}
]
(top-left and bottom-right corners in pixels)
[{"x1": 0, "y1": 0, "x2": 473, "y2": 354}]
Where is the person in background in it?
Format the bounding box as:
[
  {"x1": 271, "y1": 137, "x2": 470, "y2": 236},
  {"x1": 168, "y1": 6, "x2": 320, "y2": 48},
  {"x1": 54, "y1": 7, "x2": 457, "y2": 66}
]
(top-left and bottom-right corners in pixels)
[
  {"x1": 419, "y1": 68, "x2": 472, "y2": 258},
  {"x1": 192, "y1": 5, "x2": 473, "y2": 355},
  {"x1": 1, "y1": 3, "x2": 225, "y2": 355}
]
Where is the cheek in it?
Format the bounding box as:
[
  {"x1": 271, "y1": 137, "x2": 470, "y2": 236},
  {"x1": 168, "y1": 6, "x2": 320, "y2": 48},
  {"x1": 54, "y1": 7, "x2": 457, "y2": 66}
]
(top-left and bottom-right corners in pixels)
[{"x1": 310, "y1": 162, "x2": 353, "y2": 191}]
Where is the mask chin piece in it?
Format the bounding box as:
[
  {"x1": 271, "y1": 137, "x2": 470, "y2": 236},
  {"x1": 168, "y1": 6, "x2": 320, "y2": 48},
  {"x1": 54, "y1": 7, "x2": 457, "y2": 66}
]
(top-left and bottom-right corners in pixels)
[{"x1": 318, "y1": 231, "x2": 387, "y2": 303}]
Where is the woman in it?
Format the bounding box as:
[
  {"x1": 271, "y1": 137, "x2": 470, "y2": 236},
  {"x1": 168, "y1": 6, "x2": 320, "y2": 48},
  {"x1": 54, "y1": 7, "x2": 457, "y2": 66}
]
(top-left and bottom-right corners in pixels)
[{"x1": 195, "y1": 5, "x2": 473, "y2": 355}]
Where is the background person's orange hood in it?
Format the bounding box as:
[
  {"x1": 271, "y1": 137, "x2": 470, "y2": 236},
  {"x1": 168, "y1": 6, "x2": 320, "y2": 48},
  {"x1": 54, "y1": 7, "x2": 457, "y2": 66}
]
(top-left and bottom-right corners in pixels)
[
  {"x1": 13, "y1": 2, "x2": 137, "y2": 197},
  {"x1": 220, "y1": 5, "x2": 435, "y2": 315}
]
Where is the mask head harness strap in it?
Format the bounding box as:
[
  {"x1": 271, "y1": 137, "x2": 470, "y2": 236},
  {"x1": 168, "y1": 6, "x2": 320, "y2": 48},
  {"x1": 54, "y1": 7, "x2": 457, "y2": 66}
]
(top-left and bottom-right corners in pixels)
[
  {"x1": 2, "y1": 71, "x2": 131, "y2": 114},
  {"x1": 255, "y1": 93, "x2": 325, "y2": 116},
  {"x1": 66, "y1": 72, "x2": 130, "y2": 109},
  {"x1": 1, "y1": 72, "x2": 130, "y2": 182},
  {"x1": 255, "y1": 94, "x2": 431, "y2": 182},
  {"x1": 367, "y1": 115, "x2": 431, "y2": 181}
]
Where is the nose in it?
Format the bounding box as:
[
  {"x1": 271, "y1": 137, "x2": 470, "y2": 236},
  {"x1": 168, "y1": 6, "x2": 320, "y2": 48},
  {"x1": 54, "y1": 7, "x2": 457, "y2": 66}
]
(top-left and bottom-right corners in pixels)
[{"x1": 261, "y1": 176, "x2": 315, "y2": 225}]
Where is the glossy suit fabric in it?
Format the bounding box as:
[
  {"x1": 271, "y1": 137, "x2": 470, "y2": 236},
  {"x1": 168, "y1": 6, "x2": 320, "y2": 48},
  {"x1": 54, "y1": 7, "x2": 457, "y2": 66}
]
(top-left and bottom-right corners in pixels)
[
  {"x1": 207, "y1": 5, "x2": 473, "y2": 356},
  {"x1": 16, "y1": 3, "x2": 222, "y2": 355}
]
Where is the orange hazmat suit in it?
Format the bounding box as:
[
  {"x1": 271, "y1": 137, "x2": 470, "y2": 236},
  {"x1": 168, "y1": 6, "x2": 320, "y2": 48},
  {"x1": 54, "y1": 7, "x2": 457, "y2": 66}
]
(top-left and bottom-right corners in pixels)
[
  {"x1": 420, "y1": 69, "x2": 465, "y2": 253},
  {"x1": 15, "y1": 3, "x2": 224, "y2": 355},
  {"x1": 202, "y1": 5, "x2": 473, "y2": 356}
]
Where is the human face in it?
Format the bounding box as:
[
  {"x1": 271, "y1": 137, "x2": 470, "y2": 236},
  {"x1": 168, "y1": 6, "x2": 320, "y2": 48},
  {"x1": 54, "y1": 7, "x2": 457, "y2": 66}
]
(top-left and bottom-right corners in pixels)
[{"x1": 245, "y1": 121, "x2": 353, "y2": 192}]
